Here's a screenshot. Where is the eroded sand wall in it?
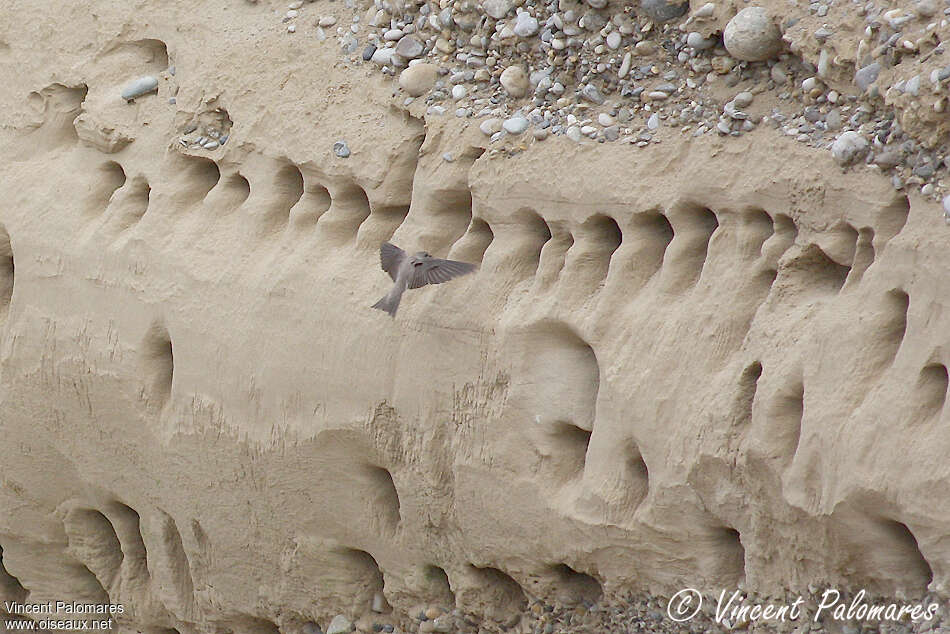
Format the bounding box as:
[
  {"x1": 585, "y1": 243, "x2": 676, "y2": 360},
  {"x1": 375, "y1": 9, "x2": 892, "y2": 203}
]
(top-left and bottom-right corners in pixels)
[{"x1": 0, "y1": 1, "x2": 948, "y2": 632}]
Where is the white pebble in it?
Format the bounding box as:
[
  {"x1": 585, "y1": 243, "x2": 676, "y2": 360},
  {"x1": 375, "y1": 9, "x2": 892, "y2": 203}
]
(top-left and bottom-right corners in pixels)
[{"x1": 503, "y1": 115, "x2": 530, "y2": 134}]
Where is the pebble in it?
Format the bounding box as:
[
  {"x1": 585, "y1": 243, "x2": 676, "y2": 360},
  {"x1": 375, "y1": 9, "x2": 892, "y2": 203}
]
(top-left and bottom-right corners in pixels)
[
  {"x1": 319, "y1": 16, "x2": 337, "y2": 26},
  {"x1": 333, "y1": 141, "x2": 350, "y2": 158},
  {"x1": 302, "y1": 622, "x2": 322, "y2": 634},
  {"x1": 372, "y1": 592, "x2": 387, "y2": 613},
  {"x1": 854, "y1": 62, "x2": 881, "y2": 92},
  {"x1": 362, "y1": 44, "x2": 376, "y2": 60},
  {"x1": 566, "y1": 125, "x2": 583, "y2": 142},
  {"x1": 287, "y1": 24, "x2": 297, "y2": 33},
  {"x1": 606, "y1": 31, "x2": 622, "y2": 50},
  {"x1": 580, "y1": 83, "x2": 605, "y2": 104},
  {"x1": 395, "y1": 35, "x2": 424, "y2": 59},
  {"x1": 687, "y1": 32, "x2": 716, "y2": 49},
  {"x1": 599, "y1": 113, "x2": 615, "y2": 126},
  {"x1": 371, "y1": 47, "x2": 395, "y2": 66},
  {"x1": 943, "y1": 195, "x2": 950, "y2": 220},
  {"x1": 831, "y1": 131, "x2": 869, "y2": 166},
  {"x1": 723, "y1": 7, "x2": 783, "y2": 61},
  {"x1": 647, "y1": 113, "x2": 660, "y2": 129},
  {"x1": 483, "y1": 0, "x2": 512, "y2": 19},
  {"x1": 618, "y1": 52, "x2": 632, "y2": 79},
  {"x1": 480, "y1": 118, "x2": 504, "y2": 135},
  {"x1": 640, "y1": 0, "x2": 689, "y2": 22},
  {"x1": 503, "y1": 115, "x2": 530, "y2": 134},
  {"x1": 399, "y1": 63, "x2": 439, "y2": 96},
  {"x1": 500, "y1": 65, "x2": 529, "y2": 97},
  {"x1": 513, "y1": 12, "x2": 539, "y2": 37},
  {"x1": 121, "y1": 76, "x2": 159, "y2": 101},
  {"x1": 452, "y1": 85, "x2": 467, "y2": 100},
  {"x1": 533, "y1": 128, "x2": 549, "y2": 140},
  {"x1": 733, "y1": 91, "x2": 754, "y2": 108},
  {"x1": 326, "y1": 615, "x2": 352, "y2": 634}
]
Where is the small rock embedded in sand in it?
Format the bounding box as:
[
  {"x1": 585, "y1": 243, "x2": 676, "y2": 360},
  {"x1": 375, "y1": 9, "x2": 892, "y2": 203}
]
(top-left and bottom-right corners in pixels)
[
  {"x1": 326, "y1": 615, "x2": 352, "y2": 634},
  {"x1": 513, "y1": 12, "x2": 539, "y2": 37},
  {"x1": 693, "y1": 2, "x2": 715, "y2": 17},
  {"x1": 503, "y1": 115, "x2": 529, "y2": 134},
  {"x1": 733, "y1": 91, "x2": 754, "y2": 108},
  {"x1": 831, "y1": 131, "x2": 868, "y2": 166},
  {"x1": 723, "y1": 7, "x2": 782, "y2": 61},
  {"x1": 399, "y1": 63, "x2": 438, "y2": 96},
  {"x1": 482, "y1": 0, "x2": 511, "y2": 19},
  {"x1": 121, "y1": 76, "x2": 159, "y2": 101},
  {"x1": 499, "y1": 65, "x2": 529, "y2": 97},
  {"x1": 371, "y1": 47, "x2": 395, "y2": 66},
  {"x1": 580, "y1": 83, "x2": 605, "y2": 104},
  {"x1": 371, "y1": 591, "x2": 387, "y2": 613},
  {"x1": 854, "y1": 63, "x2": 881, "y2": 93},
  {"x1": 480, "y1": 118, "x2": 503, "y2": 135},
  {"x1": 943, "y1": 195, "x2": 950, "y2": 222},
  {"x1": 640, "y1": 0, "x2": 688, "y2": 22},
  {"x1": 687, "y1": 32, "x2": 716, "y2": 49},
  {"x1": 333, "y1": 141, "x2": 350, "y2": 158},
  {"x1": 395, "y1": 35, "x2": 423, "y2": 58}
]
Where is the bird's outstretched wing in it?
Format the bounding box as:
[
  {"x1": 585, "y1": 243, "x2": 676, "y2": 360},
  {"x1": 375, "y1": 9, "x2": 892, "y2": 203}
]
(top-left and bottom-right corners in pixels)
[
  {"x1": 408, "y1": 258, "x2": 477, "y2": 289},
  {"x1": 380, "y1": 242, "x2": 406, "y2": 281}
]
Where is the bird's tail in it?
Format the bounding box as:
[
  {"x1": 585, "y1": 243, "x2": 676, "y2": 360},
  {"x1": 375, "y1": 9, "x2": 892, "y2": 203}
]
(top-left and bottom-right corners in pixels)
[{"x1": 372, "y1": 292, "x2": 400, "y2": 317}]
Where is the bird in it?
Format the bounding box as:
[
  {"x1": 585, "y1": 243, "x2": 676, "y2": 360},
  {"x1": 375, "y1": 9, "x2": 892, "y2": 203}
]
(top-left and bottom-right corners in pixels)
[{"x1": 371, "y1": 242, "x2": 477, "y2": 317}]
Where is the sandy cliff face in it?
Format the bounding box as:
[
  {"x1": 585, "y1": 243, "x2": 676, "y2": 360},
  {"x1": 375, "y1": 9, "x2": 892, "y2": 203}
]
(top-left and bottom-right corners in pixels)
[{"x1": 1, "y1": 1, "x2": 949, "y2": 633}]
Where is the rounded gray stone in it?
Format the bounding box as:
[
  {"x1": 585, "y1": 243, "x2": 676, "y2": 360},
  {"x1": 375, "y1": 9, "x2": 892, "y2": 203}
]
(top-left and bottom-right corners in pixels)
[
  {"x1": 395, "y1": 35, "x2": 424, "y2": 58},
  {"x1": 513, "y1": 12, "x2": 539, "y2": 37},
  {"x1": 686, "y1": 31, "x2": 715, "y2": 49},
  {"x1": 854, "y1": 62, "x2": 881, "y2": 92},
  {"x1": 831, "y1": 131, "x2": 868, "y2": 166},
  {"x1": 503, "y1": 115, "x2": 529, "y2": 134},
  {"x1": 482, "y1": 0, "x2": 511, "y2": 18},
  {"x1": 723, "y1": 7, "x2": 782, "y2": 61},
  {"x1": 639, "y1": 0, "x2": 688, "y2": 22},
  {"x1": 121, "y1": 76, "x2": 159, "y2": 101}
]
